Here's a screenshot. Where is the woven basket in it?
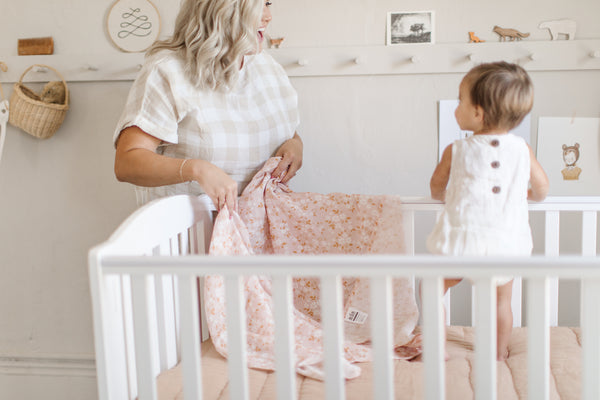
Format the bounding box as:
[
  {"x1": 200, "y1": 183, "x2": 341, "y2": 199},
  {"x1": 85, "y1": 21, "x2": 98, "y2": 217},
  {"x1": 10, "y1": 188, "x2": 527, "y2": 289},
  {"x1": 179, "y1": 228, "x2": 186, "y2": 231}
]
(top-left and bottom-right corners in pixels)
[{"x1": 9, "y1": 64, "x2": 69, "y2": 139}]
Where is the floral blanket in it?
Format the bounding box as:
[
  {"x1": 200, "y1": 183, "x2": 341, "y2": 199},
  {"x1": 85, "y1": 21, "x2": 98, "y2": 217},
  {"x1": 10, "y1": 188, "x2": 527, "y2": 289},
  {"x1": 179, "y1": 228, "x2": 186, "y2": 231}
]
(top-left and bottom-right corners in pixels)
[{"x1": 205, "y1": 158, "x2": 421, "y2": 380}]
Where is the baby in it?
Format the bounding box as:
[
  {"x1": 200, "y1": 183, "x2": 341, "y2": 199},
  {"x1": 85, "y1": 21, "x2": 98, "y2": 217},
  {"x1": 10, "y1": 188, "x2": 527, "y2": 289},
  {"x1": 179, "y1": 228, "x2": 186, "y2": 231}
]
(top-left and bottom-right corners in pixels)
[{"x1": 427, "y1": 61, "x2": 549, "y2": 360}]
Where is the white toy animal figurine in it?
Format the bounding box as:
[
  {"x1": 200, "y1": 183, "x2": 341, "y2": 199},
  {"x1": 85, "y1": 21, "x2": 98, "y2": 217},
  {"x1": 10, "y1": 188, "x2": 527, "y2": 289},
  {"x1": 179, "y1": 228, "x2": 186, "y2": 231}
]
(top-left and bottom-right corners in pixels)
[{"x1": 538, "y1": 19, "x2": 576, "y2": 40}]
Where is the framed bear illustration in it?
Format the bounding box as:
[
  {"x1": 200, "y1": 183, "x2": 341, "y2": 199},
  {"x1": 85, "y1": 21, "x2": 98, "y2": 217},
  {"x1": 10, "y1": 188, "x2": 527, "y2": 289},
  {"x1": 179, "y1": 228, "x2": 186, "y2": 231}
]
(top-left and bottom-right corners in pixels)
[{"x1": 537, "y1": 117, "x2": 600, "y2": 196}]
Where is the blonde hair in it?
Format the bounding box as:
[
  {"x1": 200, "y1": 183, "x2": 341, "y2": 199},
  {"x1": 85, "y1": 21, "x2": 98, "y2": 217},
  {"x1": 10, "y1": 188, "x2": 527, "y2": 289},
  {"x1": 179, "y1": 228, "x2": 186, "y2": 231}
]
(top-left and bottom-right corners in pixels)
[
  {"x1": 464, "y1": 62, "x2": 534, "y2": 131},
  {"x1": 147, "y1": 0, "x2": 262, "y2": 90}
]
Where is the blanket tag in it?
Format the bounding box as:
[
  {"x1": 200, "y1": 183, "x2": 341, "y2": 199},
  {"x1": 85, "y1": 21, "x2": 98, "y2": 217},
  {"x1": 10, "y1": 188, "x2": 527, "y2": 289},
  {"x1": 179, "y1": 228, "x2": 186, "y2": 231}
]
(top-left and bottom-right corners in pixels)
[{"x1": 344, "y1": 307, "x2": 368, "y2": 324}]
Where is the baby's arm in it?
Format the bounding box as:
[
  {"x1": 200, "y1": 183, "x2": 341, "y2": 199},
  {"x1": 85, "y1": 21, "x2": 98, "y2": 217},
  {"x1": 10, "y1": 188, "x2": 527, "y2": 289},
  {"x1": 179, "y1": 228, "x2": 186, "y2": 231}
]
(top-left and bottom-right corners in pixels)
[
  {"x1": 430, "y1": 144, "x2": 452, "y2": 201},
  {"x1": 527, "y1": 144, "x2": 549, "y2": 202}
]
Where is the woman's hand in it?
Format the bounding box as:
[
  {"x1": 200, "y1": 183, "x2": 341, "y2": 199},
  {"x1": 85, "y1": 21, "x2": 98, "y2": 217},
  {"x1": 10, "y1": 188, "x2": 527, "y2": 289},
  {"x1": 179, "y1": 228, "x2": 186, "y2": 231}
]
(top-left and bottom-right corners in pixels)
[
  {"x1": 187, "y1": 159, "x2": 238, "y2": 212},
  {"x1": 115, "y1": 126, "x2": 238, "y2": 212},
  {"x1": 272, "y1": 132, "x2": 303, "y2": 184}
]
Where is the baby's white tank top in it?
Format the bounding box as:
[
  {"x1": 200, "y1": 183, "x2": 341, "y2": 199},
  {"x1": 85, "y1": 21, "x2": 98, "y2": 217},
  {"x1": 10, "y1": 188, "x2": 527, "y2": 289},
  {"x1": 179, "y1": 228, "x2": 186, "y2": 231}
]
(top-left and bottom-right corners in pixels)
[{"x1": 427, "y1": 133, "x2": 532, "y2": 256}]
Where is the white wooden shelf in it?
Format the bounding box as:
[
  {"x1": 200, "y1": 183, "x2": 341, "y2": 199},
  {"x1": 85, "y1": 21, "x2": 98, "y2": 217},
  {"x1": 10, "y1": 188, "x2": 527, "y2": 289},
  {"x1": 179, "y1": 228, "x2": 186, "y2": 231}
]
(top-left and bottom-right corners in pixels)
[{"x1": 0, "y1": 40, "x2": 599, "y2": 83}]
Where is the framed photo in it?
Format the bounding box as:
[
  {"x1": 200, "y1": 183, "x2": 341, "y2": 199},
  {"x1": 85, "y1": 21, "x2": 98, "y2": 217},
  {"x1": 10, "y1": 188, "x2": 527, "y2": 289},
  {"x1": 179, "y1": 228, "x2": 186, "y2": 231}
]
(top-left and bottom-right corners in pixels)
[
  {"x1": 537, "y1": 117, "x2": 600, "y2": 196},
  {"x1": 387, "y1": 11, "x2": 435, "y2": 45}
]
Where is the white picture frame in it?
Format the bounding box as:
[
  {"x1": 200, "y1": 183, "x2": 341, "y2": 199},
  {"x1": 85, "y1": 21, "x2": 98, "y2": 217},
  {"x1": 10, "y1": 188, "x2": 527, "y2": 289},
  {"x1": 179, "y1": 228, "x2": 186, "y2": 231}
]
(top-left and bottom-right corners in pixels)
[
  {"x1": 537, "y1": 117, "x2": 600, "y2": 196},
  {"x1": 106, "y1": 0, "x2": 161, "y2": 53},
  {"x1": 387, "y1": 11, "x2": 435, "y2": 45},
  {"x1": 437, "y1": 99, "x2": 531, "y2": 162}
]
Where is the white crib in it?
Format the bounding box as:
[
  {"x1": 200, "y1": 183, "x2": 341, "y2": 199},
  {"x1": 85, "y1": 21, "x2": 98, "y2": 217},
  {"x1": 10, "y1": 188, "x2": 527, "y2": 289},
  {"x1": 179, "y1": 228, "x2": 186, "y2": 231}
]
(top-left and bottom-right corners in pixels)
[{"x1": 89, "y1": 194, "x2": 600, "y2": 400}]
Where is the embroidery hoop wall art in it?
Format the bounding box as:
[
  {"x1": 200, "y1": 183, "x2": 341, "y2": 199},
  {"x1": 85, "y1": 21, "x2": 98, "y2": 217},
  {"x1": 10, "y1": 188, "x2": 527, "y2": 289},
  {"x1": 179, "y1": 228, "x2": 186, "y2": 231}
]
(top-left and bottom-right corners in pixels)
[{"x1": 107, "y1": 0, "x2": 161, "y2": 53}]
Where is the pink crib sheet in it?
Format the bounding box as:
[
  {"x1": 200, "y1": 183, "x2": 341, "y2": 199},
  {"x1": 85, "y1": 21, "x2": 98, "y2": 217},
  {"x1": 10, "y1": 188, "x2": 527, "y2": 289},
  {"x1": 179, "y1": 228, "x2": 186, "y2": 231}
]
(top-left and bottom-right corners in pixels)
[{"x1": 205, "y1": 157, "x2": 421, "y2": 380}]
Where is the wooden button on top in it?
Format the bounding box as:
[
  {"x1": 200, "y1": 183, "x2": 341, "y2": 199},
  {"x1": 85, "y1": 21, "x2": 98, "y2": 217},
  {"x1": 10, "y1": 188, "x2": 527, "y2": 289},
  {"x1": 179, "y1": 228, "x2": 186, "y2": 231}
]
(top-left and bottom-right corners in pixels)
[
  {"x1": 491, "y1": 161, "x2": 500, "y2": 168},
  {"x1": 490, "y1": 139, "x2": 500, "y2": 147},
  {"x1": 492, "y1": 186, "x2": 501, "y2": 194}
]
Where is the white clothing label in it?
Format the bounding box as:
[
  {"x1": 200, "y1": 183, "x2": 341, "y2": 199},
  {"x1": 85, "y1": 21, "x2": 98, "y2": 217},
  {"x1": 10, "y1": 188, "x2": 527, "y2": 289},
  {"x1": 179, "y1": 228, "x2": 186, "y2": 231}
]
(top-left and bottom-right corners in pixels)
[{"x1": 344, "y1": 307, "x2": 368, "y2": 324}]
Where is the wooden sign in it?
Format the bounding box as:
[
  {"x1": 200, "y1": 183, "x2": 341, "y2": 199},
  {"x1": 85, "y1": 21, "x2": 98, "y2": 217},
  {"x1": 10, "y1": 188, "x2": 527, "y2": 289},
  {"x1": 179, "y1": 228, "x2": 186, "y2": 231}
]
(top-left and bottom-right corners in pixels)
[
  {"x1": 18, "y1": 37, "x2": 54, "y2": 55},
  {"x1": 107, "y1": 0, "x2": 161, "y2": 53}
]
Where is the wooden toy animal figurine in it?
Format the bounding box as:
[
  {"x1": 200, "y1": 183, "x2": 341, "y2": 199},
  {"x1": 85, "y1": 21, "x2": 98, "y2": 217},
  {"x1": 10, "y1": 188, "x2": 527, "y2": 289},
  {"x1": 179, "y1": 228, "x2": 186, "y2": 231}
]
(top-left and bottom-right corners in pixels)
[
  {"x1": 468, "y1": 32, "x2": 485, "y2": 43},
  {"x1": 267, "y1": 36, "x2": 284, "y2": 49},
  {"x1": 493, "y1": 25, "x2": 530, "y2": 41},
  {"x1": 539, "y1": 19, "x2": 576, "y2": 40}
]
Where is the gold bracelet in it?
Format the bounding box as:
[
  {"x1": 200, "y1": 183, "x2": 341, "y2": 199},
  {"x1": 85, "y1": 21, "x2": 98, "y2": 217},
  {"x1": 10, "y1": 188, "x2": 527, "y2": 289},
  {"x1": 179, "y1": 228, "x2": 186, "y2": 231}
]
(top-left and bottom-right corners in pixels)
[{"x1": 179, "y1": 159, "x2": 189, "y2": 183}]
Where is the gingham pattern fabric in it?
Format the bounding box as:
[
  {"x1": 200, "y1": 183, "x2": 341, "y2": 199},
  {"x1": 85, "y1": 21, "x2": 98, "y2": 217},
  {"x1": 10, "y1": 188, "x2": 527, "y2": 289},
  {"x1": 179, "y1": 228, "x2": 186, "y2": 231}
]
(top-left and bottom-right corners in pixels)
[{"x1": 114, "y1": 50, "x2": 299, "y2": 203}]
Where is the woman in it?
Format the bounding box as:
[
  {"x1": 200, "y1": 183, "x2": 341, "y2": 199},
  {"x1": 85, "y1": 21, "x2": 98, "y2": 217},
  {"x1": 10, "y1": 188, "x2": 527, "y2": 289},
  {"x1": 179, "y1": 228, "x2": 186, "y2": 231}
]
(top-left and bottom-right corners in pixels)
[{"x1": 113, "y1": 0, "x2": 302, "y2": 212}]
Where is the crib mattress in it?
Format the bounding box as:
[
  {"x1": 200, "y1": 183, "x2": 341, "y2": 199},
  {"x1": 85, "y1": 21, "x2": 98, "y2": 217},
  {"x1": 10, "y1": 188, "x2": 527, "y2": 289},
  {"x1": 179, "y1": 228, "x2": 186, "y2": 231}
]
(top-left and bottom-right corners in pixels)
[{"x1": 156, "y1": 326, "x2": 581, "y2": 400}]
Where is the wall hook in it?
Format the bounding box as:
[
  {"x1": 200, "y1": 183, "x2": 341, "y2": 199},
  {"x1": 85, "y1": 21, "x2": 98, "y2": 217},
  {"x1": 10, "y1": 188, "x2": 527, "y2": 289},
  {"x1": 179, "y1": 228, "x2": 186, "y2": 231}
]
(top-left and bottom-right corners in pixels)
[
  {"x1": 529, "y1": 53, "x2": 538, "y2": 61},
  {"x1": 467, "y1": 54, "x2": 477, "y2": 62},
  {"x1": 84, "y1": 64, "x2": 99, "y2": 71},
  {"x1": 590, "y1": 51, "x2": 600, "y2": 59},
  {"x1": 297, "y1": 59, "x2": 309, "y2": 67},
  {"x1": 353, "y1": 57, "x2": 363, "y2": 65},
  {"x1": 410, "y1": 55, "x2": 421, "y2": 64},
  {"x1": 32, "y1": 66, "x2": 48, "y2": 73}
]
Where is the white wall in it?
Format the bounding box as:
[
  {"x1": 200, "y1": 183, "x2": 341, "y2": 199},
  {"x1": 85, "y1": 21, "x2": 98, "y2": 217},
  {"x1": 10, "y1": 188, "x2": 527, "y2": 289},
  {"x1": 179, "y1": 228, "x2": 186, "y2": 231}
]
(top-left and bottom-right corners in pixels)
[{"x1": 0, "y1": 1, "x2": 599, "y2": 399}]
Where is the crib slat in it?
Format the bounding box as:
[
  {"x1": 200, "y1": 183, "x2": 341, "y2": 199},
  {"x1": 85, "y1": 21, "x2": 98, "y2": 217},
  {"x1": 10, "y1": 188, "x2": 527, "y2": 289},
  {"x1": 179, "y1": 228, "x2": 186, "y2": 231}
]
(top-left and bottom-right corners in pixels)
[
  {"x1": 189, "y1": 225, "x2": 209, "y2": 342},
  {"x1": 527, "y1": 277, "x2": 550, "y2": 400},
  {"x1": 178, "y1": 230, "x2": 190, "y2": 255},
  {"x1": 581, "y1": 211, "x2": 597, "y2": 256},
  {"x1": 422, "y1": 277, "x2": 445, "y2": 400},
  {"x1": 511, "y1": 278, "x2": 523, "y2": 327},
  {"x1": 544, "y1": 211, "x2": 559, "y2": 327},
  {"x1": 371, "y1": 276, "x2": 394, "y2": 400},
  {"x1": 403, "y1": 210, "x2": 415, "y2": 255},
  {"x1": 473, "y1": 278, "x2": 496, "y2": 400},
  {"x1": 154, "y1": 274, "x2": 178, "y2": 370},
  {"x1": 178, "y1": 274, "x2": 203, "y2": 400},
  {"x1": 273, "y1": 276, "x2": 297, "y2": 400},
  {"x1": 581, "y1": 279, "x2": 600, "y2": 400},
  {"x1": 121, "y1": 276, "x2": 138, "y2": 399},
  {"x1": 321, "y1": 275, "x2": 345, "y2": 400},
  {"x1": 131, "y1": 275, "x2": 159, "y2": 400},
  {"x1": 225, "y1": 276, "x2": 249, "y2": 400},
  {"x1": 580, "y1": 212, "x2": 598, "y2": 399},
  {"x1": 154, "y1": 241, "x2": 178, "y2": 372}
]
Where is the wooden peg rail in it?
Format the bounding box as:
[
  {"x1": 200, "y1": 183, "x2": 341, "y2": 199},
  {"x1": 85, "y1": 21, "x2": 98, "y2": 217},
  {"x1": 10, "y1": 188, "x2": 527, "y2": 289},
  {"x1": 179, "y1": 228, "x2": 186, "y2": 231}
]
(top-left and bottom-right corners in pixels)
[{"x1": 0, "y1": 39, "x2": 599, "y2": 84}]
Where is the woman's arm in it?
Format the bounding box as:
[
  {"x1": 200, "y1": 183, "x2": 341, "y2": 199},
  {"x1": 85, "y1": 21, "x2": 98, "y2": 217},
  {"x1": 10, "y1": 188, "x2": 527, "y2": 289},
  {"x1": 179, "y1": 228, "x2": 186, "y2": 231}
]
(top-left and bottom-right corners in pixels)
[
  {"x1": 272, "y1": 132, "x2": 303, "y2": 183},
  {"x1": 114, "y1": 126, "x2": 239, "y2": 211},
  {"x1": 527, "y1": 145, "x2": 549, "y2": 202},
  {"x1": 430, "y1": 144, "x2": 453, "y2": 201}
]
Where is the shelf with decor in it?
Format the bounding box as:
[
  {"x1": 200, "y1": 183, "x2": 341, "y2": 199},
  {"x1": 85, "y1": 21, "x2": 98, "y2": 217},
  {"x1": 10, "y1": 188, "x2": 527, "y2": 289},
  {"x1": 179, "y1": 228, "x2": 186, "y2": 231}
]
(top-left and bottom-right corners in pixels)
[{"x1": 0, "y1": 39, "x2": 599, "y2": 84}]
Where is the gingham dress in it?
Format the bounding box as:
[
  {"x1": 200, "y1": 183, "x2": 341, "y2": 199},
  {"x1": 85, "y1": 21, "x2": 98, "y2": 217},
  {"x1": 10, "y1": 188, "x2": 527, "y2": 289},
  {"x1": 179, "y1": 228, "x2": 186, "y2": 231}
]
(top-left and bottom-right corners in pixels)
[{"x1": 113, "y1": 50, "x2": 299, "y2": 203}]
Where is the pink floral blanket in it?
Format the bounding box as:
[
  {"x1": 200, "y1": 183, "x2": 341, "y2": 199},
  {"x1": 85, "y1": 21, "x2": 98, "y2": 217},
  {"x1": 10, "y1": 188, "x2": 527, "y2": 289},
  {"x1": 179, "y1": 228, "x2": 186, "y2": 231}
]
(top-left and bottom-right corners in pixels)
[{"x1": 205, "y1": 158, "x2": 421, "y2": 380}]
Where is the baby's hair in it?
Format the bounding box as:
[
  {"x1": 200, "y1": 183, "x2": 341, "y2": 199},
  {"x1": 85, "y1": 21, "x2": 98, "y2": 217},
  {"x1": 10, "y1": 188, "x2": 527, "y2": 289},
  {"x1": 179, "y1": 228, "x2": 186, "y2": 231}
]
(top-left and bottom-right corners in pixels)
[{"x1": 464, "y1": 61, "x2": 533, "y2": 131}]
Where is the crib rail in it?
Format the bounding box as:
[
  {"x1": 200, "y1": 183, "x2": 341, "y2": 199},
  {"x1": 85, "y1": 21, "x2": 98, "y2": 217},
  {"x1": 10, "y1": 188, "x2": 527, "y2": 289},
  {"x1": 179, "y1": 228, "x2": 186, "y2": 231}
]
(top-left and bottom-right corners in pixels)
[
  {"x1": 89, "y1": 195, "x2": 600, "y2": 400},
  {"x1": 95, "y1": 256, "x2": 600, "y2": 400}
]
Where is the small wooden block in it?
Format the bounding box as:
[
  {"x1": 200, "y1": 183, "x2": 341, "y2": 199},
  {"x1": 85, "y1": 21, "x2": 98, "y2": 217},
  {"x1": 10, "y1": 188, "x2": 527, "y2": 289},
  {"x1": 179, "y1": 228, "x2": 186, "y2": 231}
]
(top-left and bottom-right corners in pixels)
[{"x1": 18, "y1": 37, "x2": 54, "y2": 56}]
